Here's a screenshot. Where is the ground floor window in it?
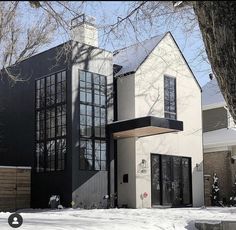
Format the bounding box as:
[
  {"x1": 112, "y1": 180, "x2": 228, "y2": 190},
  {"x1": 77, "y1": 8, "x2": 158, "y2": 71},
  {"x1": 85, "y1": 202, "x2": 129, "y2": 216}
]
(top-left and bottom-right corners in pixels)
[{"x1": 151, "y1": 154, "x2": 192, "y2": 207}]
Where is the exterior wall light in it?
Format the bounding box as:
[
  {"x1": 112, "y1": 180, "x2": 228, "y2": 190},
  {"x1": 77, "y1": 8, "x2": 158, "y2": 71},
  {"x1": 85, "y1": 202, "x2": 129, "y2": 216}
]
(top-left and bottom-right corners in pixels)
[
  {"x1": 137, "y1": 159, "x2": 148, "y2": 174},
  {"x1": 196, "y1": 163, "x2": 202, "y2": 171},
  {"x1": 141, "y1": 159, "x2": 147, "y2": 169}
]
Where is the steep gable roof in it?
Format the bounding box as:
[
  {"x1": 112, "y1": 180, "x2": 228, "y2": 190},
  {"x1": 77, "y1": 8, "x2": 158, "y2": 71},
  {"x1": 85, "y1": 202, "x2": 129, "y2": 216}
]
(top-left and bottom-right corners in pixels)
[
  {"x1": 113, "y1": 33, "x2": 166, "y2": 76},
  {"x1": 113, "y1": 32, "x2": 201, "y2": 92},
  {"x1": 202, "y1": 78, "x2": 225, "y2": 110}
]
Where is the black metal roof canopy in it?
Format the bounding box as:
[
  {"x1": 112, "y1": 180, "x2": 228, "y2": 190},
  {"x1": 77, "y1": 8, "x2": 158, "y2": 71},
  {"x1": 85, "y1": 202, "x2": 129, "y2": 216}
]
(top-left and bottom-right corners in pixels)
[{"x1": 107, "y1": 116, "x2": 183, "y2": 139}]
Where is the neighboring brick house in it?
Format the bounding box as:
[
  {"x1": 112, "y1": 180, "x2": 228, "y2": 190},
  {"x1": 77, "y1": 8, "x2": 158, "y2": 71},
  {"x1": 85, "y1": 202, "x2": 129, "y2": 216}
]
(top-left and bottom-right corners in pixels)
[{"x1": 202, "y1": 78, "x2": 236, "y2": 206}]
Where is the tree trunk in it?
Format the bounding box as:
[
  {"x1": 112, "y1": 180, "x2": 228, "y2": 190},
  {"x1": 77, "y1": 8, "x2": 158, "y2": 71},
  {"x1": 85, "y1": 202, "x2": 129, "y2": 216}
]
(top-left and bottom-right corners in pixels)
[{"x1": 193, "y1": 1, "x2": 236, "y2": 124}]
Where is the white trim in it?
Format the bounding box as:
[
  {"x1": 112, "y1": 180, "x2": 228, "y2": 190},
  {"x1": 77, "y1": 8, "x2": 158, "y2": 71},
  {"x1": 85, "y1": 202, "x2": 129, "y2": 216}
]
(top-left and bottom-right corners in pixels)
[
  {"x1": 204, "y1": 145, "x2": 230, "y2": 153},
  {"x1": 204, "y1": 174, "x2": 211, "y2": 177},
  {"x1": 202, "y1": 102, "x2": 226, "y2": 111},
  {"x1": 0, "y1": 166, "x2": 31, "y2": 169},
  {"x1": 204, "y1": 141, "x2": 236, "y2": 149}
]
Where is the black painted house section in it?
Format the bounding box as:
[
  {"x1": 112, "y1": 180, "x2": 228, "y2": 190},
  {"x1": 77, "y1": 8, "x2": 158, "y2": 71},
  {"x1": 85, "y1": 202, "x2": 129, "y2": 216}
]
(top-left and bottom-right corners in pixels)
[
  {"x1": 0, "y1": 42, "x2": 73, "y2": 208},
  {"x1": 0, "y1": 39, "x2": 113, "y2": 209}
]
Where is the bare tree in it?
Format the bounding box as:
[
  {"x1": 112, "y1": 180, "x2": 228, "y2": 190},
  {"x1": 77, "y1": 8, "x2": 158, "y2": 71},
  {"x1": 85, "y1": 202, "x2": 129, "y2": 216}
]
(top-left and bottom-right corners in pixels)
[
  {"x1": 2, "y1": 1, "x2": 236, "y2": 124},
  {"x1": 95, "y1": 1, "x2": 236, "y2": 123},
  {"x1": 0, "y1": 1, "x2": 82, "y2": 82},
  {"x1": 193, "y1": 1, "x2": 236, "y2": 123}
]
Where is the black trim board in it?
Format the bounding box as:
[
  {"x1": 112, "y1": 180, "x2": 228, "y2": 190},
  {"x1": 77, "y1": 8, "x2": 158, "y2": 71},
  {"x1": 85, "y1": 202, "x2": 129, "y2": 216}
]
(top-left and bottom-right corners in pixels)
[{"x1": 107, "y1": 116, "x2": 183, "y2": 135}]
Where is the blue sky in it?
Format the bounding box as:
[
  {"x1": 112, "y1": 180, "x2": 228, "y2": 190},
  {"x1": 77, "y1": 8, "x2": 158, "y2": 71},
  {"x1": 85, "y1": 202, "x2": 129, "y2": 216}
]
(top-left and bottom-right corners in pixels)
[
  {"x1": 22, "y1": 1, "x2": 211, "y2": 87},
  {"x1": 78, "y1": 1, "x2": 212, "y2": 87}
]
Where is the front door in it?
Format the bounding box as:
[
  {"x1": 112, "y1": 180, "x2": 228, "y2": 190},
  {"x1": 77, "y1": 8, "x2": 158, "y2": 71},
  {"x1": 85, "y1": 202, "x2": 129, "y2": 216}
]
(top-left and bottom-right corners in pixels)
[{"x1": 151, "y1": 154, "x2": 192, "y2": 207}]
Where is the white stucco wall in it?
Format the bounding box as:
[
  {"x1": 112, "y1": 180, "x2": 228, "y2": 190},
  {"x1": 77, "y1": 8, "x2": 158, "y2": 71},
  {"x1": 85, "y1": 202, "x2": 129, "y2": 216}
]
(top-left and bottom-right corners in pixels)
[
  {"x1": 71, "y1": 23, "x2": 98, "y2": 47},
  {"x1": 117, "y1": 74, "x2": 136, "y2": 207},
  {"x1": 117, "y1": 138, "x2": 136, "y2": 208},
  {"x1": 71, "y1": 42, "x2": 113, "y2": 206},
  {"x1": 71, "y1": 41, "x2": 113, "y2": 124},
  {"x1": 117, "y1": 75, "x2": 135, "y2": 120},
  {"x1": 135, "y1": 33, "x2": 203, "y2": 208},
  {"x1": 117, "y1": 33, "x2": 204, "y2": 208}
]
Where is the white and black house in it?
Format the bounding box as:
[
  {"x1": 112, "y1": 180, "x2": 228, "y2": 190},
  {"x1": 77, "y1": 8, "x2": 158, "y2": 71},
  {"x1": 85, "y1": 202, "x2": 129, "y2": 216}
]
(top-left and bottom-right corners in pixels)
[{"x1": 0, "y1": 14, "x2": 204, "y2": 210}]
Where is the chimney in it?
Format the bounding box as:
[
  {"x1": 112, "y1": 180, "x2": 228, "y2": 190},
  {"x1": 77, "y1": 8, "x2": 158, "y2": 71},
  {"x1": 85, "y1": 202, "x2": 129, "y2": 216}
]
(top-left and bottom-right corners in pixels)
[
  {"x1": 70, "y1": 14, "x2": 98, "y2": 47},
  {"x1": 209, "y1": 73, "x2": 214, "y2": 80}
]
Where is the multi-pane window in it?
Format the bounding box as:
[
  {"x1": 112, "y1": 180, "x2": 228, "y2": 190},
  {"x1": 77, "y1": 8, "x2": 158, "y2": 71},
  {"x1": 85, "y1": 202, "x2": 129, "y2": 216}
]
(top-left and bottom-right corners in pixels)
[
  {"x1": 79, "y1": 70, "x2": 107, "y2": 171},
  {"x1": 164, "y1": 76, "x2": 177, "y2": 120},
  {"x1": 35, "y1": 70, "x2": 67, "y2": 172}
]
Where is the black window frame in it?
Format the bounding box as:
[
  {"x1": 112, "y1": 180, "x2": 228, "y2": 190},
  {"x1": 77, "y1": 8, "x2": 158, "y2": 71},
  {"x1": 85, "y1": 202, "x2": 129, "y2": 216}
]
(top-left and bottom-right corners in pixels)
[
  {"x1": 164, "y1": 75, "x2": 177, "y2": 120},
  {"x1": 79, "y1": 70, "x2": 107, "y2": 171},
  {"x1": 35, "y1": 70, "x2": 67, "y2": 173}
]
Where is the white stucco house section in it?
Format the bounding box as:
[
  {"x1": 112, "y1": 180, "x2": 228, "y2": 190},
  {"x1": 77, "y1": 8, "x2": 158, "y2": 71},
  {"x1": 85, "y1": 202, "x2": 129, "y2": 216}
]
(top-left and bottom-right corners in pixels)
[
  {"x1": 116, "y1": 32, "x2": 204, "y2": 208},
  {"x1": 116, "y1": 74, "x2": 136, "y2": 208},
  {"x1": 134, "y1": 32, "x2": 203, "y2": 208},
  {"x1": 71, "y1": 41, "x2": 113, "y2": 206}
]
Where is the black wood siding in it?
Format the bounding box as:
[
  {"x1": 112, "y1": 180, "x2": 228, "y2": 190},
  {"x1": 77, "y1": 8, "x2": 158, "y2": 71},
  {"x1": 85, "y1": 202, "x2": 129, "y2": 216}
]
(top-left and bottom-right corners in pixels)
[{"x1": 0, "y1": 42, "x2": 73, "y2": 208}]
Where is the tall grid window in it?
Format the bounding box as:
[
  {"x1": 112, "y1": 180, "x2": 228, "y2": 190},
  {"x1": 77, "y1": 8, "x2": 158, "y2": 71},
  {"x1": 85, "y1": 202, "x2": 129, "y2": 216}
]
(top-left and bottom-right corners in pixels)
[
  {"x1": 164, "y1": 76, "x2": 177, "y2": 120},
  {"x1": 79, "y1": 70, "x2": 107, "y2": 171},
  {"x1": 35, "y1": 70, "x2": 67, "y2": 172}
]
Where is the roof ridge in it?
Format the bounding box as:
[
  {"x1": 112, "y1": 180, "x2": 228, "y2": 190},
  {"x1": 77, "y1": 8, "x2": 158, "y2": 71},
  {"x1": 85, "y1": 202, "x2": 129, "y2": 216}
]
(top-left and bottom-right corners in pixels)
[{"x1": 113, "y1": 33, "x2": 166, "y2": 55}]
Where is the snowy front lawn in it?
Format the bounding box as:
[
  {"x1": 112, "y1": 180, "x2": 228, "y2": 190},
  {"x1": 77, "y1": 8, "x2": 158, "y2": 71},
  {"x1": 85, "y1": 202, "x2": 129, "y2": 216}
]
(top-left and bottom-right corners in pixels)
[{"x1": 0, "y1": 207, "x2": 236, "y2": 230}]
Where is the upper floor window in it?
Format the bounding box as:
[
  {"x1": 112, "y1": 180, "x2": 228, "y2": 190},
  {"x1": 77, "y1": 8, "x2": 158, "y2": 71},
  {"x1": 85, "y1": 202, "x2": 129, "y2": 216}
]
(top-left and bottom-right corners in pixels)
[
  {"x1": 164, "y1": 76, "x2": 176, "y2": 120},
  {"x1": 79, "y1": 70, "x2": 107, "y2": 171},
  {"x1": 35, "y1": 70, "x2": 67, "y2": 172}
]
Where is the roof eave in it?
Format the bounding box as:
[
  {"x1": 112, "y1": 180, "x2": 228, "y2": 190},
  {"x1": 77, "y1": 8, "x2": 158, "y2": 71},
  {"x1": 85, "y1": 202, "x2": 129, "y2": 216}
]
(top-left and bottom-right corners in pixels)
[{"x1": 167, "y1": 32, "x2": 202, "y2": 92}]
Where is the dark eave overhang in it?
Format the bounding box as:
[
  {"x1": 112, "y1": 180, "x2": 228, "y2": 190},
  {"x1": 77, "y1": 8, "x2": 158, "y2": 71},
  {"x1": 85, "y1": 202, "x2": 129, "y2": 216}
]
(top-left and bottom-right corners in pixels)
[{"x1": 106, "y1": 116, "x2": 183, "y2": 139}]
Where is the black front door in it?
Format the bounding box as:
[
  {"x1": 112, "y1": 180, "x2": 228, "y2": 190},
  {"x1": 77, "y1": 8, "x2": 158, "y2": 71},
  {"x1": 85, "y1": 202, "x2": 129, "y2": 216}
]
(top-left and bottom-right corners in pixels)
[{"x1": 151, "y1": 154, "x2": 192, "y2": 207}]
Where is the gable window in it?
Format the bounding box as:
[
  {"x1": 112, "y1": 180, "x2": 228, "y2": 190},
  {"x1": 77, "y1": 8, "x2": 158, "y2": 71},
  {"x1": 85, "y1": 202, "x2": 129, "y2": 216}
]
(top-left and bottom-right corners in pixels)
[
  {"x1": 164, "y1": 75, "x2": 176, "y2": 120},
  {"x1": 35, "y1": 70, "x2": 67, "y2": 172},
  {"x1": 79, "y1": 70, "x2": 107, "y2": 171}
]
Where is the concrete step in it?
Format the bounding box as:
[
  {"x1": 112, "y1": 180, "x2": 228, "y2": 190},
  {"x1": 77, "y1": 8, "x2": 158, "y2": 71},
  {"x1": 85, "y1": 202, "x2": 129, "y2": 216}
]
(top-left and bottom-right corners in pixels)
[{"x1": 195, "y1": 220, "x2": 236, "y2": 230}]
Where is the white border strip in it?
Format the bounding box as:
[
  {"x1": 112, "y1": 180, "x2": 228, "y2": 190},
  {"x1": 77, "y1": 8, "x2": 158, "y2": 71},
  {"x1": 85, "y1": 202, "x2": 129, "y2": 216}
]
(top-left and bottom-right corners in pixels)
[
  {"x1": 202, "y1": 102, "x2": 226, "y2": 111},
  {"x1": 0, "y1": 166, "x2": 31, "y2": 169}
]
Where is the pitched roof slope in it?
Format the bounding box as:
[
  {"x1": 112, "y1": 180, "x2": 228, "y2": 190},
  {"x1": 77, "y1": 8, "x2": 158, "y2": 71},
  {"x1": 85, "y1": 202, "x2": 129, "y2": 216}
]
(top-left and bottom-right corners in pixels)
[
  {"x1": 202, "y1": 78, "x2": 225, "y2": 109},
  {"x1": 113, "y1": 33, "x2": 166, "y2": 76}
]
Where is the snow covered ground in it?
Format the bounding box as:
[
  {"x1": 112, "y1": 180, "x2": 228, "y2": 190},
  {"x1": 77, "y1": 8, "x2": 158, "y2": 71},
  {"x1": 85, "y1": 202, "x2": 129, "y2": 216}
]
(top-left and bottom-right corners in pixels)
[{"x1": 0, "y1": 207, "x2": 236, "y2": 230}]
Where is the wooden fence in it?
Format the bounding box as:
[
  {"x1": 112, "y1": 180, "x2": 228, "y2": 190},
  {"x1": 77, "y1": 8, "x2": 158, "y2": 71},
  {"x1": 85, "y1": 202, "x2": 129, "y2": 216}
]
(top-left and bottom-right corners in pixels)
[{"x1": 0, "y1": 166, "x2": 31, "y2": 211}]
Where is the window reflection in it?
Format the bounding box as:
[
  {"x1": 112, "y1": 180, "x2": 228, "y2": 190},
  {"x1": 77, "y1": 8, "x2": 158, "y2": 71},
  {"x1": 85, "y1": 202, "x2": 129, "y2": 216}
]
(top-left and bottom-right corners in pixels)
[
  {"x1": 35, "y1": 70, "x2": 67, "y2": 172},
  {"x1": 164, "y1": 76, "x2": 176, "y2": 120},
  {"x1": 79, "y1": 70, "x2": 107, "y2": 171}
]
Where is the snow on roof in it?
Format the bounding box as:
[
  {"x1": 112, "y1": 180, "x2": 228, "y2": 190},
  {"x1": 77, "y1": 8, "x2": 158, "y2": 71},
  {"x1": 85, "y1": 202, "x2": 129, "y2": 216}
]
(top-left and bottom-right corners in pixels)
[
  {"x1": 202, "y1": 78, "x2": 226, "y2": 110},
  {"x1": 113, "y1": 33, "x2": 166, "y2": 76},
  {"x1": 203, "y1": 127, "x2": 236, "y2": 148}
]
